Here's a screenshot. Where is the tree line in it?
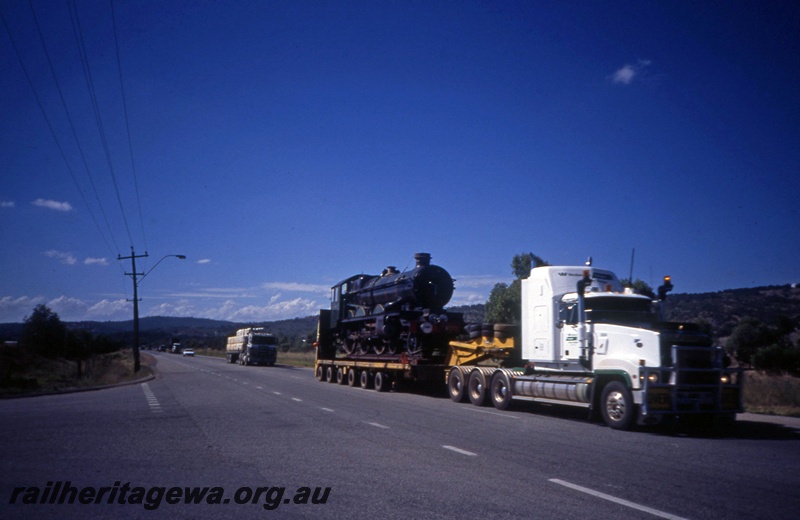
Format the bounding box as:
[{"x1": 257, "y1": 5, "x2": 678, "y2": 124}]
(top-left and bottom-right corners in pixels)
[{"x1": 20, "y1": 304, "x2": 124, "y2": 361}]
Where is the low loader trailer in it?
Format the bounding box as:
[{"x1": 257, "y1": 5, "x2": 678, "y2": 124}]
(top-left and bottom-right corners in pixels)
[{"x1": 315, "y1": 262, "x2": 743, "y2": 430}]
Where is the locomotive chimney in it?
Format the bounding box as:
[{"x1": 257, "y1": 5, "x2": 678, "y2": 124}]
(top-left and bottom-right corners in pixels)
[{"x1": 414, "y1": 252, "x2": 431, "y2": 267}]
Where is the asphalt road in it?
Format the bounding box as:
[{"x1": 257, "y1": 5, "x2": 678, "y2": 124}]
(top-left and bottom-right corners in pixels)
[{"x1": 2, "y1": 352, "x2": 799, "y2": 519}]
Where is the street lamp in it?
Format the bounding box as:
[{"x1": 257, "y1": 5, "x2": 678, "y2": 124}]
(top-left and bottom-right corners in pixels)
[{"x1": 118, "y1": 249, "x2": 186, "y2": 372}]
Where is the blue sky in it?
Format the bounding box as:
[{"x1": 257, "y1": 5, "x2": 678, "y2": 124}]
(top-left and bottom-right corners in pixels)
[{"x1": 1, "y1": 0, "x2": 798, "y2": 323}]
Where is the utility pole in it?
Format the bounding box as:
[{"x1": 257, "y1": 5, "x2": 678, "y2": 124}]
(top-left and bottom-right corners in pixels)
[
  {"x1": 119, "y1": 247, "x2": 148, "y2": 372},
  {"x1": 118, "y1": 250, "x2": 186, "y2": 372}
]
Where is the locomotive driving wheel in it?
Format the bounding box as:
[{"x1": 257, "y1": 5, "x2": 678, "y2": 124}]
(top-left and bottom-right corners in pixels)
[
  {"x1": 373, "y1": 340, "x2": 388, "y2": 356},
  {"x1": 405, "y1": 337, "x2": 422, "y2": 355},
  {"x1": 341, "y1": 338, "x2": 355, "y2": 355}
]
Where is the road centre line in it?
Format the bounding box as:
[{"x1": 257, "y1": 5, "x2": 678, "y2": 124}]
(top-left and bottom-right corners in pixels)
[
  {"x1": 442, "y1": 446, "x2": 477, "y2": 457},
  {"x1": 292, "y1": 398, "x2": 303, "y2": 402},
  {"x1": 548, "y1": 479, "x2": 689, "y2": 520},
  {"x1": 366, "y1": 422, "x2": 389, "y2": 429},
  {"x1": 321, "y1": 408, "x2": 335, "y2": 412}
]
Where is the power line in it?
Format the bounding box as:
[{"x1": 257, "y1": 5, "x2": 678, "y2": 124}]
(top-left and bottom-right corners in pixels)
[
  {"x1": 67, "y1": 0, "x2": 134, "y2": 248},
  {"x1": 110, "y1": 0, "x2": 148, "y2": 253},
  {"x1": 0, "y1": 5, "x2": 121, "y2": 261}
]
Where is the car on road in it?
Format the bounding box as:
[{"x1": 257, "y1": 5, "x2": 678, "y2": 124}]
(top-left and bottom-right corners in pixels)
[{"x1": 182, "y1": 348, "x2": 195, "y2": 357}]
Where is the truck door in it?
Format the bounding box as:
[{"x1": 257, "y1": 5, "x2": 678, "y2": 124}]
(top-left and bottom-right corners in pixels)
[{"x1": 558, "y1": 302, "x2": 581, "y2": 361}]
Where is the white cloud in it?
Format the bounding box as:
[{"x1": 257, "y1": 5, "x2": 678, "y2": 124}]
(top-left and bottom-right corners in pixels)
[
  {"x1": 452, "y1": 274, "x2": 506, "y2": 289},
  {"x1": 227, "y1": 297, "x2": 320, "y2": 322},
  {"x1": 0, "y1": 295, "x2": 46, "y2": 322},
  {"x1": 32, "y1": 198, "x2": 73, "y2": 211},
  {"x1": 1, "y1": 201, "x2": 14, "y2": 208},
  {"x1": 46, "y1": 296, "x2": 91, "y2": 321},
  {"x1": 612, "y1": 65, "x2": 636, "y2": 84},
  {"x1": 197, "y1": 259, "x2": 211, "y2": 264},
  {"x1": 84, "y1": 257, "x2": 109, "y2": 266},
  {"x1": 262, "y1": 281, "x2": 330, "y2": 293},
  {"x1": 87, "y1": 299, "x2": 130, "y2": 319},
  {"x1": 45, "y1": 250, "x2": 77, "y2": 265},
  {"x1": 611, "y1": 60, "x2": 652, "y2": 85}
]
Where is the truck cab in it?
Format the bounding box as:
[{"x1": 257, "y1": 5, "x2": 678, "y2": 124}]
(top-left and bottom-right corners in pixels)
[{"x1": 514, "y1": 265, "x2": 743, "y2": 428}]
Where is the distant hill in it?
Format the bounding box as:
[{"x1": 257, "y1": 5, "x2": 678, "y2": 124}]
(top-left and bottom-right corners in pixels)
[
  {"x1": 665, "y1": 285, "x2": 800, "y2": 338},
  {"x1": 2, "y1": 285, "x2": 798, "y2": 345},
  {"x1": 0, "y1": 315, "x2": 319, "y2": 348}
]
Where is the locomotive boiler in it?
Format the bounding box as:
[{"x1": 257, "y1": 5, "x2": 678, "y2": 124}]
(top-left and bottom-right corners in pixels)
[{"x1": 319, "y1": 253, "x2": 464, "y2": 358}]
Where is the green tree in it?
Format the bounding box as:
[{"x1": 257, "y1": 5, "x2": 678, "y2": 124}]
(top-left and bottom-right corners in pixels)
[
  {"x1": 620, "y1": 278, "x2": 656, "y2": 299},
  {"x1": 485, "y1": 253, "x2": 549, "y2": 324},
  {"x1": 21, "y1": 304, "x2": 67, "y2": 358},
  {"x1": 752, "y1": 341, "x2": 800, "y2": 376},
  {"x1": 725, "y1": 316, "x2": 773, "y2": 366}
]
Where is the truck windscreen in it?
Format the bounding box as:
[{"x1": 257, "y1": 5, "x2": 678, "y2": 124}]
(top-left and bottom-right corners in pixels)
[{"x1": 585, "y1": 296, "x2": 656, "y2": 326}]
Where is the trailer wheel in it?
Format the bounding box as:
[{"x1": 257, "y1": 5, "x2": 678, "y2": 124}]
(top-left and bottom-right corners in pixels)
[
  {"x1": 347, "y1": 369, "x2": 358, "y2": 387},
  {"x1": 468, "y1": 370, "x2": 489, "y2": 406},
  {"x1": 490, "y1": 371, "x2": 513, "y2": 410},
  {"x1": 600, "y1": 381, "x2": 635, "y2": 430},
  {"x1": 326, "y1": 366, "x2": 336, "y2": 383},
  {"x1": 315, "y1": 365, "x2": 325, "y2": 381},
  {"x1": 336, "y1": 367, "x2": 346, "y2": 385},
  {"x1": 360, "y1": 370, "x2": 373, "y2": 389},
  {"x1": 448, "y1": 368, "x2": 467, "y2": 403},
  {"x1": 374, "y1": 372, "x2": 390, "y2": 392}
]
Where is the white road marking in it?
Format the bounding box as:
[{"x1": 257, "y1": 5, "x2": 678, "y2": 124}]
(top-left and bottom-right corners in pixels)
[
  {"x1": 548, "y1": 479, "x2": 689, "y2": 520},
  {"x1": 366, "y1": 422, "x2": 389, "y2": 429},
  {"x1": 141, "y1": 383, "x2": 162, "y2": 414},
  {"x1": 442, "y1": 445, "x2": 477, "y2": 457},
  {"x1": 273, "y1": 391, "x2": 281, "y2": 395},
  {"x1": 292, "y1": 398, "x2": 303, "y2": 402},
  {"x1": 256, "y1": 386, "x2": 263, "y2": 389},
  {"x1": 465, "y1": 407, "x2": 519, "y2": 419},
  {"x1": 321, "y1": 408, "x2": 335, "y2": 412}
]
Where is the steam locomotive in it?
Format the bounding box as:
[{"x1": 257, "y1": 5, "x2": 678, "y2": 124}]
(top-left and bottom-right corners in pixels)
[{"x1": 318, "y1": 253, "x2": 464, "y2": 359}]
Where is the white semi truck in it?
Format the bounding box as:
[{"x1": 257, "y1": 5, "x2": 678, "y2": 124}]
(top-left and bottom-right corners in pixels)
[
  {"x1": 226, "y1": 327, "x2": 278, "y2": 366},
  {"x1": 447, "y1": 263, "x2": 744, "y2": 429}
]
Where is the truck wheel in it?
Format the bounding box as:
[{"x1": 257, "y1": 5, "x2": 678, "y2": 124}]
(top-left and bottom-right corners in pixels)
[
  {"x1": 315, "y1": 366, "x2": 325, "y2": 381},
  {"x1": 347, "y1": 369, "x2": 358, "y2": 387},
  {"x1": 326, "y1": 366, "x2": 336, "y2": 383},
  {"x1": 468, "y1": 370, "x2": 489, "y2": 406},
  {"x1": 600, "y1": 381, "x2": 635, "y2": 430},
  {"x1": 448, "y1": 368, "x2": 467, "y2": 403},
  {"x1": 374, "y1": 372, "x2": 390, "y2": 392},
  {"x1": 360, "y1": 370, "x2": 373, "y2": 389},
  {"x1": 490, "y1": 371, "x2": 513, "y2": 410},
  {"x1": 336, "y1": 368, "x2": 346, "y2": 385}
]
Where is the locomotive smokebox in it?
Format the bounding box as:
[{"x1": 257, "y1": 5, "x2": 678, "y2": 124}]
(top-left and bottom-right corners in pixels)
[{"x1": 415, "y1": 252, "x2": 432, "y2": 267}]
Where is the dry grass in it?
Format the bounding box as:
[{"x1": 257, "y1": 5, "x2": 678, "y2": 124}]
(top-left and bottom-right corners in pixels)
[
  {"x1": 744, "y1": 371, "x2": 800, "y2": 417},
  {"x1": 0, "y1": 346, "x2": 152, "y2": 397}
]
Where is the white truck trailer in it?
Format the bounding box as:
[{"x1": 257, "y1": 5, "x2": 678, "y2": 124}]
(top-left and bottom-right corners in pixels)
[
  {"x1": 448, "y1": 264, "x2": 743, "y2": 429},
  {"x1": 226, "y1": 327, "x2": 278, "y2": 366}
]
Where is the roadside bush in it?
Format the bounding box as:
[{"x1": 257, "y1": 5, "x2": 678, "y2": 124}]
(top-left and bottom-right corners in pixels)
[{"x1": 752, "y1": 343, "x2": 800, "y2": 376}]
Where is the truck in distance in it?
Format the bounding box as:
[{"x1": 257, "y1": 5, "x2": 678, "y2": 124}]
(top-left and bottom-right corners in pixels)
[{"x1": 226, "y1": 327, "x2": 278, "y2": 366}]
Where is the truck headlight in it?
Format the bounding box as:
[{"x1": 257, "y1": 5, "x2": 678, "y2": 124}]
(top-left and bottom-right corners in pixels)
[
  {"x1": 647, "y1": 373, "x2": 659, "y2": 384},
  {"x1": 720, "y1": 374, "x2": 730, "y2": 384}
]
